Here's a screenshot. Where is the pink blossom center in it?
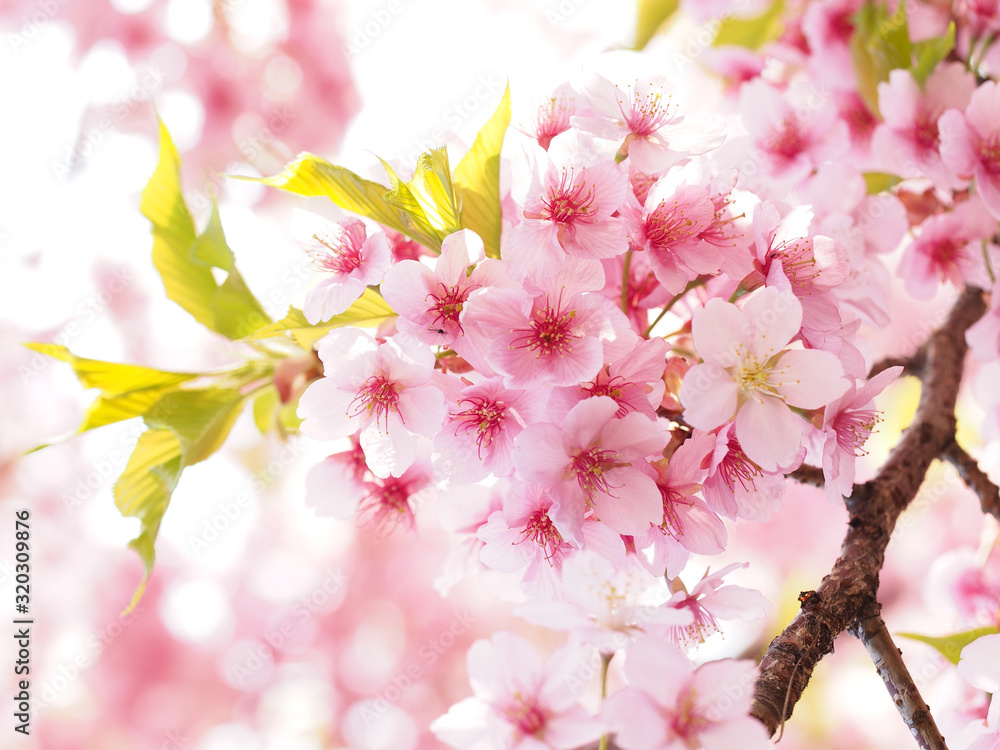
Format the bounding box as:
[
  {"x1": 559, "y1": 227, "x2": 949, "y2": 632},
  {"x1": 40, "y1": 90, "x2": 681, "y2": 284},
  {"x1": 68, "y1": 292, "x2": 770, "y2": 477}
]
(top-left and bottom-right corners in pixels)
[
  {"x1": 310, "y1": 221, "x2": 367, "y2": 274},
  {"x1": 571, "y1": 447, "x2": 624, "y2": 499},
  {"x1": 531, "y1": 169, "x2": 597, "y2": 224},
  {"x1": 659, "y1": 486, "x2": 690, "y2": 541},
  {"x1": 979, "y1": 134, "x2": 1000, "y2": 174},
  {"x1": 349, "y1": 375, "x2": 400, "y2": 429},
  {"x1": 645, "y1": 202, "x2": 697, "y2": 249},
  {"x1": 619, "y1": 83, "x2": 674, "y2": 136},
  {"x1": 672, "y1": 595, "x2": 720, "y2": 645},
  {"x1": 426, "y1": 282, "x2": 469, "y2": 331},
  {"x1": 767, "y1": 238, "x2": 822, "y2": 288},
  {"x1": 833, "y1": 408, "x2": 881, "y2": 456},
  {"x1": 583, "y1": 373, "x2": 632, "y2": 417},
  {"x1": 910, "y1": 113, "x2": 940, "y2": 152},
  {"x1": 518, "y1": 509, "x2": 563, "y2": 561},
  {"x1": 509, "y1": 299, "x2": 580, "y2": 356},
  {"x1": 450, "y1": 396, "x2": 506, "y2": 457},
  {"x1": 358, "y1": 477, "x2": 417, "y2": 533},
  {"x1": 501, "y1": 693, "x2": 547, "y2": 737},
  {"x1": 718, "y1": 440, "x2": 761, "y2": 493},
  {"x1": 925, "y1": 236, "x2": 966, "y2": 276},
  {"x1": 533, "y1": 96, "x2": 574, "y2": 150},
  {"x1": 765, "y1": 117, "x2": 806, "y2": 161},
  {"x1": 672, "y1": 689, "x2": 713, "y2": 740}
]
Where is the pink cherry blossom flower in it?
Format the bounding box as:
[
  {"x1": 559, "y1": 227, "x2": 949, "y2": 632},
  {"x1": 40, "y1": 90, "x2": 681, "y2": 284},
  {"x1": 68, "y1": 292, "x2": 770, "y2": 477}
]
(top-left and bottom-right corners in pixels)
[
  {"x1": 435, "y1": 483, "x2": 506, "y2": 596},
  {"x1": 436, "y1": 378, "x2": 546, "y2": 484},
  {"x1": 516, "y1": 550, "x2": 691, "y2": 651},
  {"x1": 602, "y1": 635, "x2": 771, "y2": 750},
  {"x1": 548, "y1": 336, "x2": 668, "y2": 423},
  {"x1": 633, "y1": 429, "x2": 727, "y2": 579},
  {"x1": 574, "y1": 56, "x2": 725, "y2": 173},
  {"x1": 354, "y1": 458, "x2": 434, "y2": 534},
  {"x1": 819, "y1": 366, "x2": 902, "y2": 502},
  {"x1": 431, "y1": 632, "x2": 604, "y2": 750},
  {"x1": 680, "y1": 287, "x2": 850, "y2": 472},
  {"x1": 939, "y1": 80, "x2": 1000, "y2": 220},
  {"x1": 515, "y1": 82, "x2": 579, "y2": 151},
  {"x1": 665, "y1": 562, "x2": 770, "y2": 645},
  {"x1": 461, "y1": 259, "x2": 637, "y2": 389},
  {"x1": 739, "y1": 78, "x2": 849, "y2": 186},
  {"x1": 898, "y1": 196, "x2": 998, "y2": 300},
  {"x1": 747, "y1": 201, "x2": 851, "y2": 337},
  {"x1": 297, "y1": 329, "x2": 446, "y2": 478},
  {"x1": 291, "y1": 211, "x2": 391, "y2": 324},
  {"x1": 872, "y1": 63, "x2": 975, "y2": 188},
  {"x1": 957, "y1": 634, "x2": 1000, "y2": 750},
  {"x1": 504, "y1": 132, "x2": 628, "y2": 279},
  {"x1": 513, "y1": 397, "x2": 668, "y2": 541},
  {"x1": 478, "y1": 482, "x2": 626, "y2": 599},
  {"x1": 702, "y1": 425, "x2": 786, "y2": 521},
  {"x1": 623, "y1": 179, "x2": 720, "y2": 294},
  {"x1": 381, "y1": 229, "x2": 489, "y2": 348},
  {"x1": 303, "y1": 437, "x2": 368, "y2": 518}
]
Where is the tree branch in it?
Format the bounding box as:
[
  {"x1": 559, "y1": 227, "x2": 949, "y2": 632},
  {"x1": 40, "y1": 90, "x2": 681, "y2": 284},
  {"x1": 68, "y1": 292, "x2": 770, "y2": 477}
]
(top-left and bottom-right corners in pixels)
[
  {"x1": 751, "y1": 286, "x2": 987, "y2": 738},
  {"x1": 788, "y1": 463, "x2": 825, "y2": 488},
  {"x1": 868, "y1": 340, "x2": 928, "y2": 380},
  {"x1": 849, "y1": 601, "x2": 950, "y2": 750},
  {"x1": 942, "y1": 440, "x2": 1000, "y2": 523}
]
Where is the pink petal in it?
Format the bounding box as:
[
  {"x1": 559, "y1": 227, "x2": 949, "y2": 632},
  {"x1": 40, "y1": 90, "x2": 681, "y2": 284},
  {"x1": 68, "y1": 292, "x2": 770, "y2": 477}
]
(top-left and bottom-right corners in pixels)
[
  {"x1": 591, "y1": 466, "x2": 663, "y2": 535},
  {"x1": 771, "y1": 348, "x2": 849, "y2": 409},
  {"x1": 297, "y1": 378, "x2": 357, "y2": 440},
  {"x1": 959, "y1": 633, "x2": 1000, "y2": 693},
  {"x1": 513, "y1": 424, "x2": 571, "y2": 486},
  {"x1": 680, "y1": 364, "x2": 739, "y2": 430},
  {"x1": 742, "y1": 287, "x2": 802, "y2": 357},
  {"x1": 691, "y1": 298, "x2": 749, "y2": 367},
  {"x1": 303, "y1": 276, "x2": 367, "y2": 324},
  {"x1": 939, "y1": 109, "x2": 978, "y2": 178},
  {"x1": 623, "y1": 635, "x2": 691, "y2": 704},
  {"x1": 735, "y1": 395, "x2": 802, "y2": 472}
]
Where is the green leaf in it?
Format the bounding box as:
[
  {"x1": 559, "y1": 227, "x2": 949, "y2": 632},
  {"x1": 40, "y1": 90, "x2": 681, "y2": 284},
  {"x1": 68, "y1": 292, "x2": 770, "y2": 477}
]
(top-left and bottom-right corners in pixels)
[
  {"x1": 897, "y1": 625, "x2": 999, "y2": 665},
  {"x1": 23, "y1": 343, "x2": 201, "y2": 435},
  {"x1": 713, "y1": 0, "x2": 784, "y2": 49},
  {"x1": 378, "y1": 147, "x2": 462, "y2": 248},
  {"x1": 243, "y1": 290, "x2": 396, "y2": 349},
  {"x1": 453, "y1": 84, "x2": 511, "y2": 259},
  {"x1": 863, "y1": 172, "x2": 902, "y2": 194},
  {"x1": 850, "y1": 0, "x2": 912, "y2": 115},
  {"x1": 141, "y1": 120, "x2": 271, "y2": 339},
  {"x1": 252, "y1": 387, "x2": 280, "y2": 434},
  {"x1": 114, "y1": 428, "x2": 184, "y2": 614},
  {"x1": 144, "y1": 388, "x2": 248, "y2": 466},
  {"x1": 911, "y1": 21, "x2": 955, "y2": 88},
  {"x1": 241, "y1": 153, "x2": 441, "y2": 250},
  {"x1": 634, "y1": 0, "x2": 679, "y2": 51}
]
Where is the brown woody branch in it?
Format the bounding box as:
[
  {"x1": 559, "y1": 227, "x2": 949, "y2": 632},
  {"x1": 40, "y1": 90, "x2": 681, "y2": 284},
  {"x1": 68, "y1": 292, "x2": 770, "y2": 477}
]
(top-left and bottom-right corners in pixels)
[
  {"x1": 942, "y1": 440, "x2": 1000, "y2": 522},
  {"x1": 849, "y1": 601, "x2": 949, "y2": 750},
  {"x1": 751, "y1": 286, "x2": 987, "y2": 739}
]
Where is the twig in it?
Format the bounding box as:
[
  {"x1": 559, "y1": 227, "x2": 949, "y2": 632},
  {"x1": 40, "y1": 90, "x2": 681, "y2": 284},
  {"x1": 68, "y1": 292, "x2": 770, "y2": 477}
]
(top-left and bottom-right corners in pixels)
[
  {"x1": 849, "y1": 601, "x2": 950, "y2": 750},
  {"x1": 868, "y1": 340, "x2": 928, "y2": 380},
  {"x1": 751, "y1": 287, "x2": 987, "y2": 739},
  {"x1": 788, "y1": 464, "x2": 825, "y2": 488},
  {"x1": 942, "y1": 440, "x2": 1000, "y2": 522}
]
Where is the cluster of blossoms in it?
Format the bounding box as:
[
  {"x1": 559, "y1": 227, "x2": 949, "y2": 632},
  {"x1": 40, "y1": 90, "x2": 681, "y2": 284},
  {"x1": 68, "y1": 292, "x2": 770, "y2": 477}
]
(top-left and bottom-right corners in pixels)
[{"x1": 281, "y1": 2, "x2": 1000, "y2": 747}]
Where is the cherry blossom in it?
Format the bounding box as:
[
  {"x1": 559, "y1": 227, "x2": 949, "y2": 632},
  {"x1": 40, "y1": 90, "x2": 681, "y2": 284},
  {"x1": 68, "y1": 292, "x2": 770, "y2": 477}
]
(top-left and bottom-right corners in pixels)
[
  {"x1": 292, "y1": 211, "x2": 391, "y2": 324},
  {"x1": 513, "y1": 396, "x2": 667, "y2": 541},
  {"x1": 940, "y1": 79, "x2": 1000, "y2": 219},
  {"x1": 602, "y1": 635, "x2": 771, "y2": 750},
  {"x1": 665, "y1": 562, "x2": 770, "y2": 646},
  {"x1": 297, "y1": 329, "x2": 446, "y2": 478},
  {"x1": 431, "y1": 631, "x2": 604, "y2": 750},
  {"x1": 680, "y1": 287, "x2": 850, "y2": 471}
]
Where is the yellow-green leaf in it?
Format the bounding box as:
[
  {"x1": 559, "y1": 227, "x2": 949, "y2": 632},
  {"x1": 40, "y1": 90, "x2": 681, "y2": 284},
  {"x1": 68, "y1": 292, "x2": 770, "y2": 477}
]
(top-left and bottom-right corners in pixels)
[
  {"x1": 911, "y1": 21, "x2": 955, "y2": 87},
  {"x1": 850, "y1": 0, "x2": 912, "y2": 115},
  {"x1": 144, "y1": 388, "x2": 248, "y2": 466},
  {"x1": 24, "y1": 343, "x2": 198, "y2": 394},
  {"x1": 634, "y1": 0, "x2": 679, "y2": 51},
  {"x1": 141, "y1": 121, "x2": 271, "y2": 339},
  {"x1": 454, "y1": 84, "x2": 511, "y2": 259},
  {"x1": 897, "y1": 625, "x2": 1000, "y2": 665},
  {"x1": 252, "y1": 387, "x2": 280, "y2": 434},
  {"x1": 241, "y1": 153, "x2": 440, "y2": 249},
  {"x1": 114, "y1": 428, "x2": 184, "y2": 613},
  {"x1": 379, "y1": 147, "x2": 462, "y2": 247},
  {"x1": 863, "y1": 172, "x2": 902, "y2": 194},
  {"x1": 142, "y1": 120, "x2": 219, "y2": 331},
  {"x1": 243, "y1": 290, "x2": 396, "y2": 348},
  {"x1": 713, "y1": 0, "x2": 784, "y2": 49}
]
